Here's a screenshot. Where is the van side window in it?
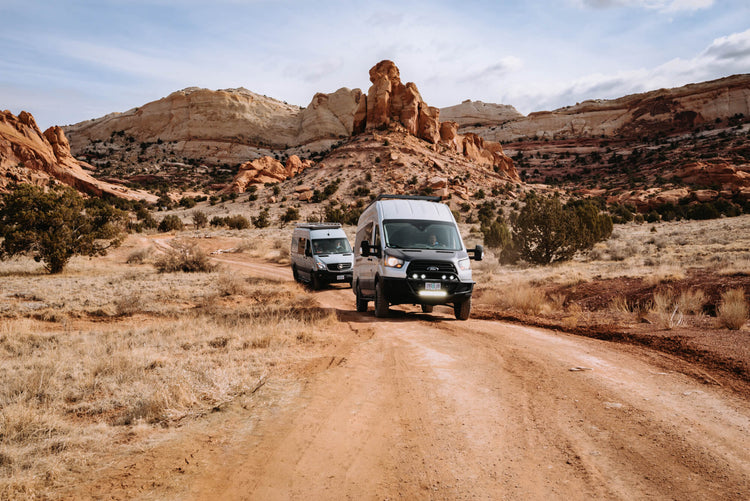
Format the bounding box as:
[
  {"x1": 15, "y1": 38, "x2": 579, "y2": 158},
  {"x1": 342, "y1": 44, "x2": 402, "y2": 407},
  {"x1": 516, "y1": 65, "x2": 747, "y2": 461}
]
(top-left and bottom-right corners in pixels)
[
  {"x1": 305, "y1": 240, "x2": 312, "y2": 256},
  {"x1": 373, "y1": 226, "x2": 381, "y2": 249},
  {"x1": 355, "y1": 222, "x2": 373, "y2": 256},
  {"x1": 297, "y1": 237, "x2": 306, "y2": 255}
]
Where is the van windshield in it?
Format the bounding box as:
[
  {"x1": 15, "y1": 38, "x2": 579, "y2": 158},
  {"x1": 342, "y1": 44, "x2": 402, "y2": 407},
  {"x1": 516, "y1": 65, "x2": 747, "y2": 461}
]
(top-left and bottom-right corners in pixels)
[
  {"x1": 383, "y1": 220, "x2": 462, "y2": 251},
  {"x1": 312, "y1": 238, "x2": 351, "y2": 254}
]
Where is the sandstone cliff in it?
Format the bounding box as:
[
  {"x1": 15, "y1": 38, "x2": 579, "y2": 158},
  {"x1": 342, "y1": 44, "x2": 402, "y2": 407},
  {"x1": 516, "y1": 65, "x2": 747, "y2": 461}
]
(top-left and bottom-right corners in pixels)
[
  {"x1": 0, "y1": 110, "x2": 156, "y2": 201},
  {"x1": 64, "y1": 86, "x2": 363, "y2": 167},
  {"x1": 460, "y1": 74, "x2": 750, "y2": 142}
]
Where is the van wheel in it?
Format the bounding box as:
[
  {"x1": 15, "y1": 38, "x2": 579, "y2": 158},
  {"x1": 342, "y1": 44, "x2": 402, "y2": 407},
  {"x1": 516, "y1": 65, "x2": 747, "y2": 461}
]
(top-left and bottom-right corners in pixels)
[
  {"x1": 454, "y1": 297, "x2": 471, "y2": 320},
  {"x1": 421, "y1": 304, "x2": 434, "y2": 313},
  {"x1": 292, "y1": 266, "x2": 300, "y2": 283},
  {"x1": 311, "y1": 273, "x2": 321, "y2": 291},
  {"x1": 355, "y1": 284, "x2": 368, "y2": 313},
  {"x1": 374, "y1": 281, "x2": 389, "y2": 318}
]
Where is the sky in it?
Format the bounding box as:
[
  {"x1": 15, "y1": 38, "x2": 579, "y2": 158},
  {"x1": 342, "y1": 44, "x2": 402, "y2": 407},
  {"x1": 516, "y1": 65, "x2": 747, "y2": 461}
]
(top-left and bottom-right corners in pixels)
[{"x1": 1, "y1": 0, "x2": 749, "y2": 130}]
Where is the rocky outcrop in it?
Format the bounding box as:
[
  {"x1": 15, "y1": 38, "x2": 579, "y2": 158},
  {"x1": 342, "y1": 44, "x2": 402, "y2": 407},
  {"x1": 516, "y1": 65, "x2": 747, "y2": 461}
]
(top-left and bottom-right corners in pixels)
[
  {"x1": 64, "y1": 86, "x2": 364, "y2": 165},
  {"x1": 354, "y1": 60, "x2": 439, "y2": 143},
  {"x1": 0, "y1": 110, "x2": 156, "y2": 201},
  {"x1": 226, "y1": 154, "x2": 312, "y2": 193},
  {"x1": 355, "y1": 60, "x2": 518, "y2": 181},
  {"x1": 440, "y1": 100, "x2": 523, "y2": 128},
  {"x1": 461, "y1": 74, "x2": 750, "y2": 142},
  {"x1": 677, "y1": 161, "x2": 750, "y2": 192}
]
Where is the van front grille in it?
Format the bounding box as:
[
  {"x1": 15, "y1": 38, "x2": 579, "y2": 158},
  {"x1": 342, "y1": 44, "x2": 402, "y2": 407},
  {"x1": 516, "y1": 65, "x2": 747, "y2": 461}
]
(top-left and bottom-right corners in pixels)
[
  {"x1": 406, "y1": 261, "x2": 456, "y2": 275},
  {"x1": 327, "y1": 262, "x2": 352, "y2": 271}
]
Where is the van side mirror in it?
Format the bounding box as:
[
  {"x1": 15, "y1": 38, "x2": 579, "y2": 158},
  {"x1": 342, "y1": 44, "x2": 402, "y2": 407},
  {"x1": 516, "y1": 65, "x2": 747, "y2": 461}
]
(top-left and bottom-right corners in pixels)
[
  {"x1": 360, "y1": 240, "x2": 370, "y2": 258},
  {"x1": 469, "y1": 244, "x2": 483, "y2": 261}
]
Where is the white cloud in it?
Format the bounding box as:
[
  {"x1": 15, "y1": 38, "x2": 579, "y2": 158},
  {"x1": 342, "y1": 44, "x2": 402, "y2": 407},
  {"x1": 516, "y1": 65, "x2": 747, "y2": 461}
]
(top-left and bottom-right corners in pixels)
[
  {"x1": 575, "y1": 0, "x2": 714, "y2": 12},
  {"x1": 499, "y1": 27, "x2": 750, "y2": 114}
]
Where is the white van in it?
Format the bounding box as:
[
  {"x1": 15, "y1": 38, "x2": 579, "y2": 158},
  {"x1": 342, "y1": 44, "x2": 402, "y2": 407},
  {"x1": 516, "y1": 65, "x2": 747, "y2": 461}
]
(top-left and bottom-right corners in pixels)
[
  {"x1": 291, "y1": 223, "x2": 353, "y2": 289},
  {"x1": 352, "y1": 195, "x2": 483, "y2": 320}
]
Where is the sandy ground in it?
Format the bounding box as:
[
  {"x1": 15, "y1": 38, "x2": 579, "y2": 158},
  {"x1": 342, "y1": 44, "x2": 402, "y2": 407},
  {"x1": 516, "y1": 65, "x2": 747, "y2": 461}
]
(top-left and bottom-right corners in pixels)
[{"x1": 62, "y1": 251, "x2": 750, "y2": 500}]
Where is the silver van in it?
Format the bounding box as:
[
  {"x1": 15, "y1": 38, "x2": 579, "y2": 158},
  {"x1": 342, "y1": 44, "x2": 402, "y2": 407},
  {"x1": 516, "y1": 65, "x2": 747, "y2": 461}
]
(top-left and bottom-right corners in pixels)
[
  {"x1": 352, "y1": 195, "x2": 482, "y2": 320},
  {"x1": 291, "y1": 223, "x2": 353, "y2": 289}
]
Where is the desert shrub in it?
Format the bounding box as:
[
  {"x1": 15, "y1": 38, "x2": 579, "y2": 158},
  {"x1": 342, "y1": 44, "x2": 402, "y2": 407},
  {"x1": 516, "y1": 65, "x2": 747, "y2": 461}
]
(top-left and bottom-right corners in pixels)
[
  {"x1": 677, "y1": 289, "x2": 707, "y2": 315},
  {"x1": 280, "y1": 207, "x2": 300, "y2": 227},
  {"x1": 717, "y1": 288, "x2": 749, "y2": 330},
  {"x1": 158, "y1": 215, "x2": 184, "y2": 232},
  {"x1": 126, "y1": 247, "x2": 153, "y2": 264},
  {"x1": 251, "y1": 209, "x2": 270, "y2": 229},
  {"x1": 224, "y1": 215, "x2": 250, "y2": 230},
  {"x1": 481, "y1": 220, "x2": 512, "y2": 250},
  {"x1": 512, "y1": 196, "x2": 612, "y2": 264},
  {"x1": 179, "y1": 196, "x2": 197, "y2": 208},
  {"x1": 0, "y1": 184, "x2": 127, "y2": 273},
  {"x1": 652, "y1": 288, "x2": 683, "y2": 330},
  {"x1": 153, "y1": 243, "x2": 216, "y2": 273},
  {"x1": 192, "y1": 210, "x2": 208, "y2": 229},
  {"x1": 216, "y1": 273, "x2": 247, "y2": 296}
]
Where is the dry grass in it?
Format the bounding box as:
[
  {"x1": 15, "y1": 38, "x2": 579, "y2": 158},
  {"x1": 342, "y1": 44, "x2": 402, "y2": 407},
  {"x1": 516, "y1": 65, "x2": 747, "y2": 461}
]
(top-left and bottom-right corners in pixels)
[
  {"x1": 0, "y1": 244, "x2": 337, "y2": 497},
  {"x1": 480, "y1": 282, "x2": 548, "y2": 315},
  {"x1": 717, "y1": 288, "x2": 749, "y2": 330},
  {"x1": 651, "y1": 288, "x2": 684, "y2": 330}
]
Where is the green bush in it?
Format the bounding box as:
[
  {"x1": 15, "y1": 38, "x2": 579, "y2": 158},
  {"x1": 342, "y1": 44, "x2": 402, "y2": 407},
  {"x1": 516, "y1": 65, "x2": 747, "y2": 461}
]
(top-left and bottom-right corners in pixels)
[
  {"x1": 251, "y1": 209, "x2": 270, "y2": 228},
  {"x1": 280, "y1": 207, "x2": 300, "y2": 227},
  {"x1": 512, "y1": 196, "x2": 612, "y2": 264},
  {"x1": 224, "y1": 215, "x2": 250, "y2": 230},
  {"x1": 0, "y1": 184, "x2": 127, "y2": 273},
  {"x1": 192, "y1": 211, "x2": 208, "y2": 229},
  {"x1": 158, "y1": 215, "x2": 184, "y2": 232}
]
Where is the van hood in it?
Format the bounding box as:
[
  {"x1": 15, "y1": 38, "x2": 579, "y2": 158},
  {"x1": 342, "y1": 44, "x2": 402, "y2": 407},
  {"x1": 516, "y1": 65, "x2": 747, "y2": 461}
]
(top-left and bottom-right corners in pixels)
[{"x1": 387, "y1": 248, "x2": 469, "y2": 260}]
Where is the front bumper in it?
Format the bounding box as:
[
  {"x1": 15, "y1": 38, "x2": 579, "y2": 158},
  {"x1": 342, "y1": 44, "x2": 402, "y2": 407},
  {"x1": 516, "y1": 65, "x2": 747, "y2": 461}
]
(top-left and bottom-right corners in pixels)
[
  {"x1": 315, "y1": 270, "x2": 353, "y2": 284},
  {"x1": 382, "y1": 277, "x2": 473, "y2": 305}
]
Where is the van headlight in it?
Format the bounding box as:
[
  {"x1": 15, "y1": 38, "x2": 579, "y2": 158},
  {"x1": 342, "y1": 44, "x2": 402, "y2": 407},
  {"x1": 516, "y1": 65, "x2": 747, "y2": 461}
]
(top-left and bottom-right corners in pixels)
[
  {"x1": 315, "y1": 260, "x2": 327, "y2": 270},
  {"x1": 384, "y1": 254, "x2": 404, "y2": 268},
  {"x1": 458, "y1": 258, "x2": 471, "y2": 271}
]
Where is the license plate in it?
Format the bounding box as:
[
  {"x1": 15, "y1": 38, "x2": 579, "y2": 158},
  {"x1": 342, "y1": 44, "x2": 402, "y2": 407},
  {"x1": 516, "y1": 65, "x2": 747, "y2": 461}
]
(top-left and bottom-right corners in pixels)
[
  {"x1": 337, "y1": 275, "x2": 345, "y2": 281},
  {"x1": 425, "y1": 282, "x2": 441, "y2": 291}
]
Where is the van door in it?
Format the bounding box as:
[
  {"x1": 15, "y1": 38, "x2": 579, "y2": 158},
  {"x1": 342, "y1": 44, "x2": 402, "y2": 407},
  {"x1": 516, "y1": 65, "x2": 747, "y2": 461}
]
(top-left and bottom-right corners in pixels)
[
  {"x1": 356, "y1": 222, "x2": 376, "y2": 295},
  {"x1": 296, "y1": 237, "x2": 310, "y2": 281}
]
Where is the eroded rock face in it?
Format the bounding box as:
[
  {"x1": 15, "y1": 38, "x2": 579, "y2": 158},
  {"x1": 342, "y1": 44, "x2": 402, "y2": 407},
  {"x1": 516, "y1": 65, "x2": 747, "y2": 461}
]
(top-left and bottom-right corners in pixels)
[
  {"x1": 64, "y1": 86, "x2": 364, "y2": 165},
  {"x1": 355, "y1": 60, "x2": 518, "y2": 181},
  {"x1": 0, "y1": 110, "x2": 156, "y2": 201},
  {"x1": 226, "y1": 154, "x2": 312, "y2": 193},
  {"x1": 677, "y1": 161, "x2": 750, "y2": 191},
  {"x1": 466, "y1": 74, "x2": 750, "y2": 142}
]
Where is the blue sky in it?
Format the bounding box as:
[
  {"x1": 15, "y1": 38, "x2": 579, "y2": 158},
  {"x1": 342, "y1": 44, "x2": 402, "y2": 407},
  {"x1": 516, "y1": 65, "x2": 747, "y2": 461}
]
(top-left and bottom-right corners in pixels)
[{"x1": 2, "y1": 0, "x2": 749, "y2": 130}]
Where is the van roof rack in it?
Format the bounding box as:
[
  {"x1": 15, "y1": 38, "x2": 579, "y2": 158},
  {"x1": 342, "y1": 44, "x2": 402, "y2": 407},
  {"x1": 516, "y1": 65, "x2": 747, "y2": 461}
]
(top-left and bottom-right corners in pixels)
[
  {"x1": 374, "y1": 194, "x2": 442, "y2": 203},
  {"x1": 294, "y1": 222, "x2": 342, "y2": 230},
  {"x1": 365, "y1": 194, "x2": 442, "y2": 210}
]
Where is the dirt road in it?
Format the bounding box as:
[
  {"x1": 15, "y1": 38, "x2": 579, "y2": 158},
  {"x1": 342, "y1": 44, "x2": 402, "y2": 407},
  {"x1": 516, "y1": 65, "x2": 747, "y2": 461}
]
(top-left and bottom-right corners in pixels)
[{"x1": 76, "y1": 253, "x2": 750, "y2": 500}]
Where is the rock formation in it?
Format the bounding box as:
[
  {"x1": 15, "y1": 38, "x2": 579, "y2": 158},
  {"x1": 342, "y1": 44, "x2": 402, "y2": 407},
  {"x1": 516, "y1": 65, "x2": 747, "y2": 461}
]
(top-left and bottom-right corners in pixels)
[
  {"x1": 354, "y1": 60, "x2": 518, "y2": 181},
  {"x1": 458, "y1": 74, "x2": 750, "y2": 142},
  {"x1": 226, "y1": 154, "x2": 312, "y2": 193},
  {"x1": 64, "y1": 87, "x2": 363, "y2": 167},
  {"x1": 0, "y1": 110, "x2": 156, "y2": 201}
]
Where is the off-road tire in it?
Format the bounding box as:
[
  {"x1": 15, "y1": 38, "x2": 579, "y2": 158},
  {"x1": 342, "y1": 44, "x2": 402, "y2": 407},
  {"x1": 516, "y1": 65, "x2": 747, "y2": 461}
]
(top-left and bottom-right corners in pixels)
[
  {"x1": 292, "y1": 266, "x2": 300, "y2": 283},
  {"x1": 454, "y1": 297, "x2": 471, "y2": 320},
  {"x1": 374, "y1": 280, "x2": 389, "y2": 318},
  {"x1": 355, "y1": 283, "x2": 368, "y2": 313},
  {"x1": 421, "y1": 304, "x2": 434, "y2": 313}
]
